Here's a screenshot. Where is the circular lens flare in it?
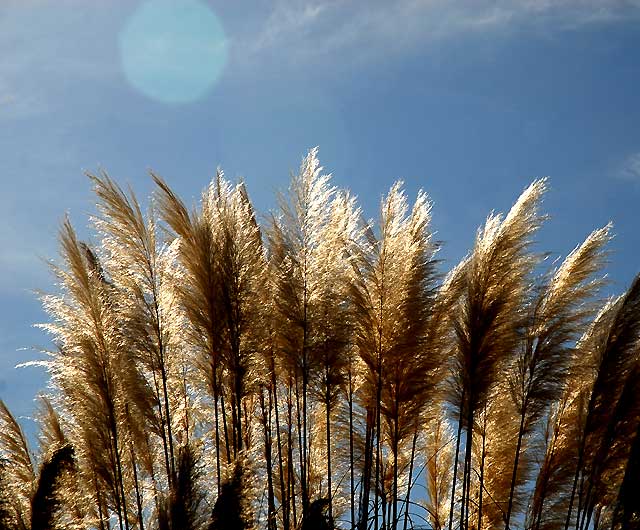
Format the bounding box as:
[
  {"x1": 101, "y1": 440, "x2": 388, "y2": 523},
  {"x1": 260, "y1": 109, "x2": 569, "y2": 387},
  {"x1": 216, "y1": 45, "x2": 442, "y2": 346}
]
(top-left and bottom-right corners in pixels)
[{"x1": 119, "y1": 0, "x2": 227, "y2": 104}]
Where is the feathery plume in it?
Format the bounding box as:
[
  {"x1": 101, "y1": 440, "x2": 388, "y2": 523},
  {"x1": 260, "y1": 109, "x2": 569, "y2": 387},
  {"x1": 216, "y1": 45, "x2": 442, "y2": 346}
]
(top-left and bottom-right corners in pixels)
[
  {"x1": 424, "y1": 413, "x2": 453, "y2": 530},
  {"x1": 158, "y1": 444, "x2": 206, "y2": 530},
  {"x1": 450, "y1": 179, "x2": 546, "y2": 530},
  {"x1": 35, "y1": 396, "x2": 67, "y2": 457},
  {"x1": 569, "y1": 274, "x2": 640, "y2": 529},
  {"x1": 30, "y1": 444, "x2": 76, "y2": 530},
  {"x1": 209, "y1": 457, "x2": 254, "y2": 530},
  {"x1": 0, "y1": 400, "x2": 35, "y2": 528},
  {"x1": 266, "y1": 147, "x2": 336, "y2": 523},
  {"x1": 504, "y1": 225, "x2": 611, "y2": 528}
]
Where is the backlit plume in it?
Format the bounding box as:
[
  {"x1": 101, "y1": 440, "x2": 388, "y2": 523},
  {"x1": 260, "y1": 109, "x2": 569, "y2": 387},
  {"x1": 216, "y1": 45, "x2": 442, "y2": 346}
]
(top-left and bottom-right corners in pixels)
[{"x1": 1, "y1": 149, "x2": 638, "y2": 530}]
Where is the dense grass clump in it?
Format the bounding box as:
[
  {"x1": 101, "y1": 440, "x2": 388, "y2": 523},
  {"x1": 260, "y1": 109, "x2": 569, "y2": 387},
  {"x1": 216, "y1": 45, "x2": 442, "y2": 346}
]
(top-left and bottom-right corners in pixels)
[{"x1": 1, "y1": 149, "x2": 639, "y2": 530}]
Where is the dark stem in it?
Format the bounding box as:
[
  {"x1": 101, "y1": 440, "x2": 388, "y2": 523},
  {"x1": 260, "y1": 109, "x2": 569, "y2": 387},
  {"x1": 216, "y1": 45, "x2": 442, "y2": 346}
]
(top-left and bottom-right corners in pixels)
[
  {"x1": 449, "y1": 392, "x2": 465, "y2": 530},
  {"x1": 349, "y1": 363, "x2": 356, "y2": 529},
  {"x1": 273, "y1": 363, "x2": 289, "y2": 530},
  {"x1": 392, "y1": 394, "x2": 399, "y2": 530},
  {"x1": 564, "y1": 436, "x2": 585, "y2": 530},
  {"x1": 505, "y1": 405, "x2": 527, "y2": 530},
  {"x1": 220, "y1": 388, "x2": 232, "y2": 464},
  {"x1": 129, "y1": 441, "x2": 145, "y2": 530},
  {"x1": 261, "y1": 387, "x2": 277, "y2": 530},
  {"x1": 402, "y1": 427, "x2": 419, "y2": 530},
  {"x1": 326, "y1": 382, "x2": 334, "y2": 527},
  {"x1": 478, "y1": 409, "x2": 487, "y2": 530},
  {"x1": 213, "y1": 363, "x2": 222, "y2": 495},
  {"x1": 461, "y1": 406, "x2": 475, "y2": 530}
]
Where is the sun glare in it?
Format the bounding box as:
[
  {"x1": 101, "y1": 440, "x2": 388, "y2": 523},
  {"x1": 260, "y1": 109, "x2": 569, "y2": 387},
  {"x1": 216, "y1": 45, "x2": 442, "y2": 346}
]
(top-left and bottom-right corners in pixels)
[{"x1": 118, "y1": 0, "x2": 228, "y2": 104}]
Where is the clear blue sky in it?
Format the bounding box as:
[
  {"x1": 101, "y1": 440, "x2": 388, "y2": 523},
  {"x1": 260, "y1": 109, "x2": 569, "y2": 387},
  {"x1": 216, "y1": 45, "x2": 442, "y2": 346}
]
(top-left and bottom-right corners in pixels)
[{"x1": 2, "y1": 0, "x2": 640, "y2": 430}]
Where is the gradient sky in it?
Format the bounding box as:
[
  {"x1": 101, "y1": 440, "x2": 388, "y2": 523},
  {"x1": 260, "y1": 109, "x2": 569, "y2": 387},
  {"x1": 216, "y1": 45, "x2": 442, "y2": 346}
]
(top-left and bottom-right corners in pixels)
[{"x1": 2, "y1": 0, "x2": 640, "y2": 434}]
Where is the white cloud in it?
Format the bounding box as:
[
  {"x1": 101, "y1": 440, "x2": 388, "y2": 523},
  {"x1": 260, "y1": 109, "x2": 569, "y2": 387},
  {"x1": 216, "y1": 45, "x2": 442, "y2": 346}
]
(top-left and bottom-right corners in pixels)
[{"x1": 250, "y1": 1, "x2": 328, "y2": 53}]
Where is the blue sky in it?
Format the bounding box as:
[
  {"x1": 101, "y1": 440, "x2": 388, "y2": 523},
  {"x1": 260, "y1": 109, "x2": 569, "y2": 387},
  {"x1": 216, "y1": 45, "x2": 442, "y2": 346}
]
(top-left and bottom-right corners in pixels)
[{"x1": 2, "y1": 0, "x2": 640, "y2": 431}]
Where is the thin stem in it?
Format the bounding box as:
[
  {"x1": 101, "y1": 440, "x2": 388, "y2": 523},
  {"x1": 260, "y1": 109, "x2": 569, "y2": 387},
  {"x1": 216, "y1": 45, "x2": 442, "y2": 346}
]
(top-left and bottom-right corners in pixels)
[
  {"x1": 505, "y1": 405, "x2": 527, "y2": 530},
  {"x1": 449, "y1": 394, "x2": 465, "y2": 530},
  {"x1": 403, "y1": 427, "x2": 419, "y2": 530}
]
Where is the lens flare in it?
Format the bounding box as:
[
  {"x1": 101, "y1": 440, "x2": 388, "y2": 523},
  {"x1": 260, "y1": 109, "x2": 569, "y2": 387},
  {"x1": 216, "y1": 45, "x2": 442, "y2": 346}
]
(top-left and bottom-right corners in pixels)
[{"x1": 119, "y1": 0, "x2": 227, "y2": 104}]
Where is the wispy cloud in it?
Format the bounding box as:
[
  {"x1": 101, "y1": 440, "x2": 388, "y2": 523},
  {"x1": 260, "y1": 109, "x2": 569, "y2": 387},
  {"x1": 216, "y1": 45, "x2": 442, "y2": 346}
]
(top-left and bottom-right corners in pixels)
[
  {"x1": 618, "y1": 152, "x2": 640, "y2": 182},
  {"x1": 235, "y1": 0, "x2": 640, "y2": 68},
  {"x1": 250, "y1": 2, "x2": 328, "y2": 53},
  {"x1": 0, "y1": 3, "x2": 128, "y2": 120},
  {"x1": 4, "y1": 1, "x2": 638, "y2": 104}
]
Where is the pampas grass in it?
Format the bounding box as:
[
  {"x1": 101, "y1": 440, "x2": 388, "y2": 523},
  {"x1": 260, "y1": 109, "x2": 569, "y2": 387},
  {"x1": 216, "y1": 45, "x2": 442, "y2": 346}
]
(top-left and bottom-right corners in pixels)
[{"x1": 1, "y1": 149, "x2": 639, "y2": 530}]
